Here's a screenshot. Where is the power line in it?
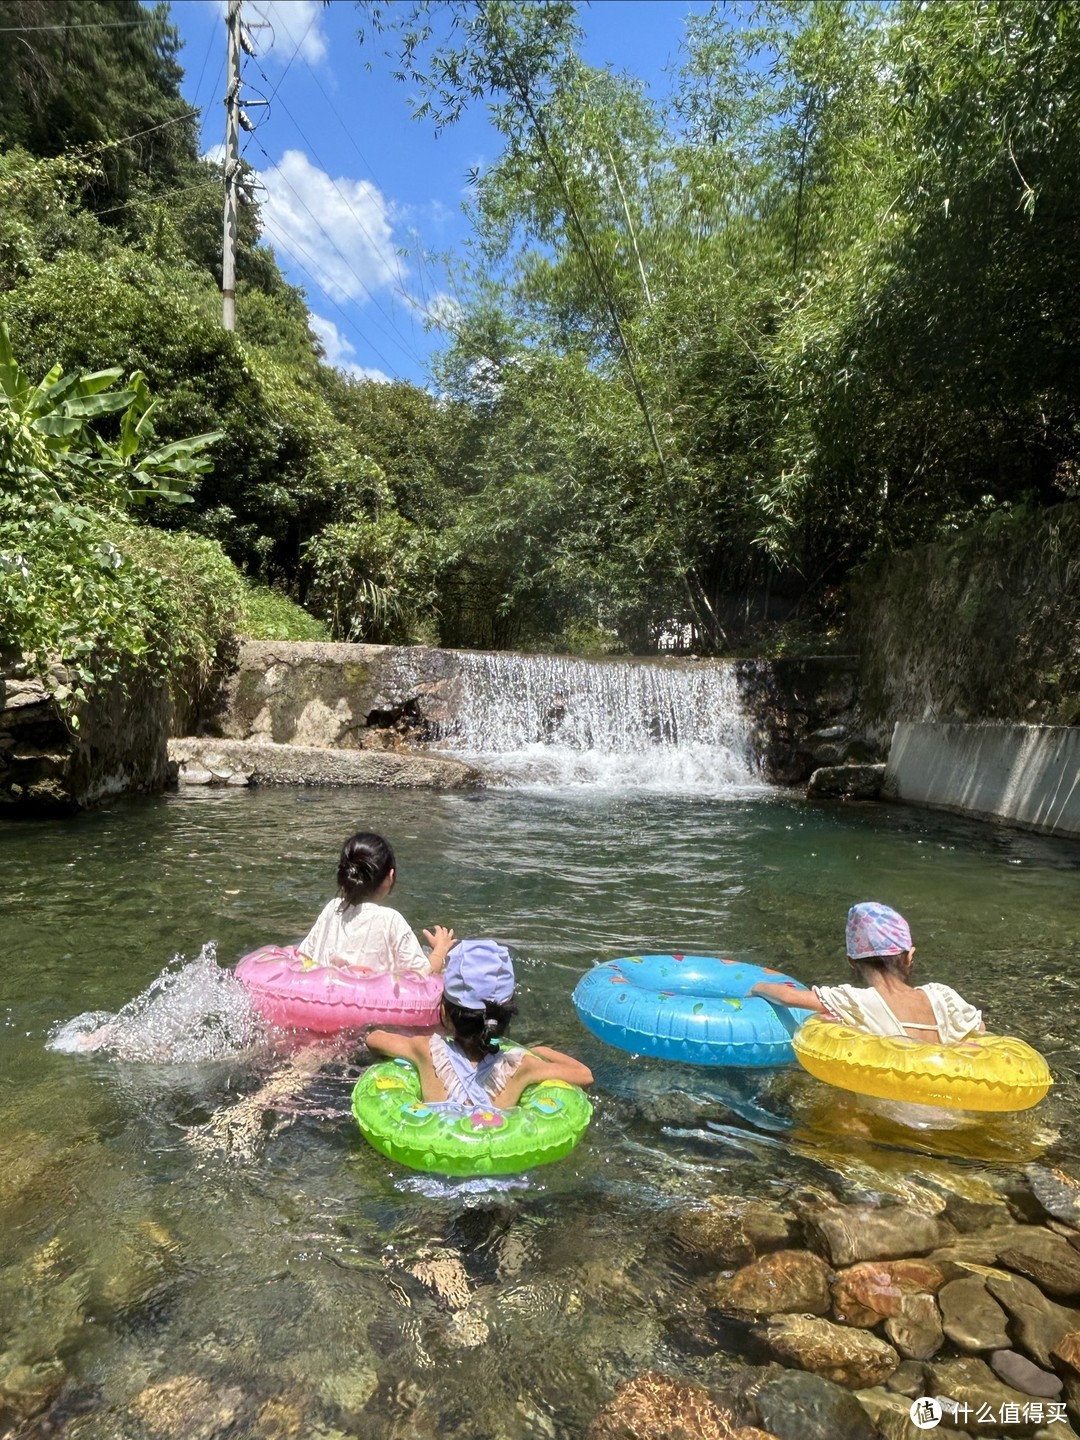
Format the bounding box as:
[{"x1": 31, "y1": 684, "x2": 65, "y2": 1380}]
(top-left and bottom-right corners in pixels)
[
  {"x1": 246, "y1": 71, "x2": 426, "y2": 367},
  {"x1": 93, "y1": 175, "x2": 222, "y2": 221},
  {"x1": 292, "y1": 43, "x2": 419, "y2": 337},
  {"x1": 248, "y1": 4, "x2": 316, "y2": 104},
  {"x1": 246, "y1": 130, "x2": 427, "y2": 370},
  {"x1": 258, "y1": 213, "x2": 403, "y2": 381},
  {"x1": 67, "y1": 109, "x2": 200, "y2": 163},
  {"x1": 188, "y1": 18, "x2": 218, "y2": 119}
]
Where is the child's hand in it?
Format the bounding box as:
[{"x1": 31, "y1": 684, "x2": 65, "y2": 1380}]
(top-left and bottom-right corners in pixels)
[{"x1": 423, "y1": 926, "x2": 455, "y2": 972}]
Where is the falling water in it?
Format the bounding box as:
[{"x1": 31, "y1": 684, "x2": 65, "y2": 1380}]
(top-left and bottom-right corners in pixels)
[{"x1": 434, "y1": 651, "x2": 765, "y2": 792}]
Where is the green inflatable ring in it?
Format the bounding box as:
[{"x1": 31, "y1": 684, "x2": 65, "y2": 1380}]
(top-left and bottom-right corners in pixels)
[{"x1": 351, "y1": 1053, "x2": 593, "y2": 1176}]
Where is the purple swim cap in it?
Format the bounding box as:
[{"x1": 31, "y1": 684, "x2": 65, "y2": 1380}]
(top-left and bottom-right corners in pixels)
[
  {"x1": 443, "y1": 938, "x2": 515, "y2": 1010},
  {"x1": 846, "y1": 902, "x2": 913, "y2": 960}
]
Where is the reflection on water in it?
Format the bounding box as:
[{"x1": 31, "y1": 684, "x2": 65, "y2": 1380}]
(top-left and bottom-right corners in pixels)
[{"x1": 1, "y1": 786, "x2": 1079, "y2": 1434}]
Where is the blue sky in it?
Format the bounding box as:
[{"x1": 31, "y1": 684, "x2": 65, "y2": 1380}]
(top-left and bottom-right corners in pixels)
[{"x1": 162, "y1": 0, "x2": 713, "y2": 387}]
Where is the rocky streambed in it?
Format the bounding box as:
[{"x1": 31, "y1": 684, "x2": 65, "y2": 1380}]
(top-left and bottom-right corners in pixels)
[{"x1": 7, "y1": 1150, "x2": 1080, "y2": 1440}]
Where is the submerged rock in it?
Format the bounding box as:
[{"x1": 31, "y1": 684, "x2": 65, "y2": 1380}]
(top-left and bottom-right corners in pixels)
[
  {"x1": 996, "y1": 1229, "x2": 1080, "y2": 1301},
  {"x1": 752, "y1": 1314, "x2": 900, "y2": 1389},
  {"x1": 1052, "y1": 1330, "x2": 1080, "y2": 1373},
  {"x1": 748, "y1": 1368, "x2": 882, "y2": 1440},
  {"x1": 0, "y1": 1357, "x2": 67, "y2": 1429},
  {"x1": 1025, "y1": 1167, "x2": 1080, "y2": 1228},
  {"x1": 989, "y1": 1350, "x2": 1063, "y2": 1398},
  {"x1": 928, "y1": 1357, "x2": 1041, "y2": 1434},
  {"x1": 883, "y1": 1294, "x2": 943, "y2": 1362},
  {"x1": 806, "y1": 765, "x2": 886, "y2": 801},
  {"x1": 857, "y1": 1385, "x2": 965, "y2": 1440},
  {"x1": 128, "y1": 1375, "x2": 248, "y2": 1440},
  {"x1": 801, "y1": 1201, "x2": 954, "y2": 1268},
  {"x1": 984, "y1": 1272, "x2": 1080, "y2": 1370},
  {"x1": 587, "y1": 1370, "x2": 740, "y2": 1440},
  {"x1": 831, "y1": 1260, "x2": 946, "y2": 1327},
  {"x1": 939, "y1": 1277, "x2": 1012, "y2": 1353},
  {"x1": 715, "y1": 1250, "x2": 832, "y2": 1318},
  {"x1": 671, "y1": 1196, "x2": 798, "y2": 1270}
]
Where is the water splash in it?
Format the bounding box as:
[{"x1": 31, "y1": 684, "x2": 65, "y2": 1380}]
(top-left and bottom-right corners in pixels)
[
  {"x1": 48, "y1": 942, "x2": 265, "y2": 1063},
  {"x1": 434, "y1": 652, "x2": 765, "y2": 793}
]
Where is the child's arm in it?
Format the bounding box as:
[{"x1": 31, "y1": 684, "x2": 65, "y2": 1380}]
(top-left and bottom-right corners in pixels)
[
  {"x1": 747, "y1": 981, "x2": 825, "y2": 1012},
  {"x1": 366, "y1": 1029, "x2": 426, "y2": 1062},
  {"x1": 422, "y1": 926, "x2": 455, "y2": 975},
  {"x1": 495, "y1": 1047, "x2": 593, "y2": 1107}
]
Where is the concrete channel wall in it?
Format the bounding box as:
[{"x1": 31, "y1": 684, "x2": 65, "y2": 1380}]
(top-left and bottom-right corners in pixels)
[{"x1": 885, "y1": 722, "x2": 1080, "y2": 839}]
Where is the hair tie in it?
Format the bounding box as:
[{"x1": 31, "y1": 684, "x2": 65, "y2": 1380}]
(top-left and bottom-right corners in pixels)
[{"x1": 482, "y1": 1017, "x2": 499, "y2": 1037}]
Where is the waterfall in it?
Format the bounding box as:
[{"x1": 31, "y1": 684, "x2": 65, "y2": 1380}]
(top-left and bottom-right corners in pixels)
[{"x1": 434, "y1": 652, "x2": 764, "y2": 792}]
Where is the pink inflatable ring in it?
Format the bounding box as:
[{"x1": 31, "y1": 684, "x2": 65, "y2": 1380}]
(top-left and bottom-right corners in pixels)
[{"x1": 235, "y1": 946, "x2": 443, "y2": 1033}]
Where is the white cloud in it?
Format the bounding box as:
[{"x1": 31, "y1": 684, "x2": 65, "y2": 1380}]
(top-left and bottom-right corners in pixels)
[
  {"x1": 217, "y1": 1, "x2": 327, "y2": 65},
  {"x1": 202, "y1": 142, "x2": 226, "y2": 166},
  {"x1": 259, "y1": 149, "x2": 399, "y2": 305},
  {"x1": 309, "y1": 313, "x2": 391, "y2": 384},
  {"x1": 424, "y1": 291, "x2": 463, "y2": 332}
]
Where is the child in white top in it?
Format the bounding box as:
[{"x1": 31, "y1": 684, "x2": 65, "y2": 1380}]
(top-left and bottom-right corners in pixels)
[
  {"x1": 298, "y1": 832, "x2": 454, "y2": 976},
  {"x1": 367, "y1": 939, "x2": 593, "y2": 1107},
  {"x1": 748, "y1": 901, "x2": 984, "y2": 1044}
]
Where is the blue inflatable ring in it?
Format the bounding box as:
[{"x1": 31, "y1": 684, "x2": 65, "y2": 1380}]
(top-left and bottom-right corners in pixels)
[{"x1": 573, "y1": 954, "x2": 811, "y2": 1067}]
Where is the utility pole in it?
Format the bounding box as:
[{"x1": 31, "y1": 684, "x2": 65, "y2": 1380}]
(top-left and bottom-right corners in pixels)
[{"x1": 221, "y1": 0, "x2": 242, "y2": 331}]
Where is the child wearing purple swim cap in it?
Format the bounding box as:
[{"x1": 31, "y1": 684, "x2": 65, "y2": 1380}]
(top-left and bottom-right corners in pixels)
[
  {"x1": 366, "y1": 939, "x2": 593, "y2": 1108},
  {"x1": 747, "y1": 902, "x2": 984, "y2": 1043}
]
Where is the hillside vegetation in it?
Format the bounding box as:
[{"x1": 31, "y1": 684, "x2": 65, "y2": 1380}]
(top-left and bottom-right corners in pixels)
[{"x1": 2, "y1": 0, "x2": 1078, "y2": 680}]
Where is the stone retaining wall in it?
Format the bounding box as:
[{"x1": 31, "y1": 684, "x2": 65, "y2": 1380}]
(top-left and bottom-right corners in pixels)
[
  {"x1": 0, "y1": 660, "x2": 187, "y2": 817},
  {"x1": 885, "y1": 722, "x2": 1080, "y2": 839}
]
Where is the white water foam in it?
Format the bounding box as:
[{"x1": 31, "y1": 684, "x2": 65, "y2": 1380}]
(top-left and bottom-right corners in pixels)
[
  {"x1": 434, "y1": 652, "x2": 767, "y2": 794},
  {"x1": 49, "y1": 942, "x2": 265, "y2": 1063}
]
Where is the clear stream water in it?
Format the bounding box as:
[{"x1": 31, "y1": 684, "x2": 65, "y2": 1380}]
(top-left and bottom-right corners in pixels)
[{"x1": 2, "y1": 718, "x2": 1080, "y2": 1436}]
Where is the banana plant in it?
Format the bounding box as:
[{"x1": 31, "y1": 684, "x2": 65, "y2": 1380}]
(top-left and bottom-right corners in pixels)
[{"x1": 0, "y1": 323, "x2": 221, "y2": 509}]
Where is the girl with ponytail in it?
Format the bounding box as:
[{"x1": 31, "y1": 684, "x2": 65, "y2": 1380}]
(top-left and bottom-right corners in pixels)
[
  {"x1": 367, "y1": 941, "x2": 592, "y2": 1108},
  {"x1": 297, "y1": 831, "x2": 454, "y2": 976}
]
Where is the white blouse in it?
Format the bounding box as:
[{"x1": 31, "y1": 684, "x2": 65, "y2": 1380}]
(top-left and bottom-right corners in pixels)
[
  {"x1": 297, "y1": 900, "x2": 431, "y2": 974},
  {"x1": 812, "y1": 982, "x2": 983, "y2": 1042}
]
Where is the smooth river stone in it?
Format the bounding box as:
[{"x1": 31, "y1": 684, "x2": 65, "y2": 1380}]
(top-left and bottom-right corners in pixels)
[
  {"x1": 985, "y1": 1272, "x2": 1080, "y2": 1370},
  {"x1": 885, "y1": 1360, "x2": 930, "y2": 1398},
  {"x1": 884, "y1": 1293, "x2": 944, "y2": 1361},
  {"x1": 1053, "y1": 1331, "x2": 1080, "y2": 1373},
  {"x1": 988, "y1": 1349, "x2": 1063, "y2": 1398},
  {"x1": 752, "y1": 1370, "x2": 881, "y2": 1440},
  {"x1": 715, "y1": 1250, "x2": 832, "y2": 1317},
  {"x1": 672, "y1": 1195, "x2": 797, "y2": 1269},
  {"x1": 587, "y1": 1371, "x2": 739, "y2": 1440},
  {"x1": 928, "y1": 1358, "x2": 1041, "y2": 1434},
  {"x1": 997, "y1": 1229, "x2": 1080, "y2": 1301},
  {"x1": 831, "y1": 1259, "x2": 947, "y2": 1327},
  {"x1": 752, "y1": 1314, "x2": 900, "y2": 1389},
  {"x1": 939, "y1": 1276, "x2": 1012, "y2": 1353},
  {"x1": 1026, "y1": 1166, "x2": 1080, "y2": 1227},
  {"x1": 929, "y1": 1224, "x2": 1043, "y2": 1271},
  {"x1": 856, "y1": 1385, "x2": 971, "y2": 1440},
  {"x1": 802, "y1": 1201, "x2": 954, "y2": 1267}
]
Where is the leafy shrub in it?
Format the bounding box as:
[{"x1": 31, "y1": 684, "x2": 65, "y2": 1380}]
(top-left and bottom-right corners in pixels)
[{"x1": 238, "y1": 585, "x2": 329, "y2": 642}]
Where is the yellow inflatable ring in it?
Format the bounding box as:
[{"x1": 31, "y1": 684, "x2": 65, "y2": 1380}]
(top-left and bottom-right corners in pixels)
[{"x1": 792, "y1": 1018, "x2": 1052, "y2": 1112}]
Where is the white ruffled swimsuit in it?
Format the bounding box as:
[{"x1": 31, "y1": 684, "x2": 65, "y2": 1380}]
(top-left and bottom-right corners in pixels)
[
  {"x1": 812, "y1": 982, "x2": 983, "y2": 1042},
  {"x1": 427, "y1": 1034, "x2": 527, "y2": 1109}
]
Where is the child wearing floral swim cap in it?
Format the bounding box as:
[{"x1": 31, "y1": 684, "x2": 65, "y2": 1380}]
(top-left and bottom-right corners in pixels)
[
  {"x1": 366, "y1": 939, "x2": 593, "y2": 1107},
  {"x1": 747, "y1": 902, "x2": 984, "y2": 1043}
]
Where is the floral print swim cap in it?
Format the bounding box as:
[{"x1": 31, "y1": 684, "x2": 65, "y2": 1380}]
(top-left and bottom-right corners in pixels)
[{"x1": 846, "y1": 902, "x2": 913, "y2": 959}]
